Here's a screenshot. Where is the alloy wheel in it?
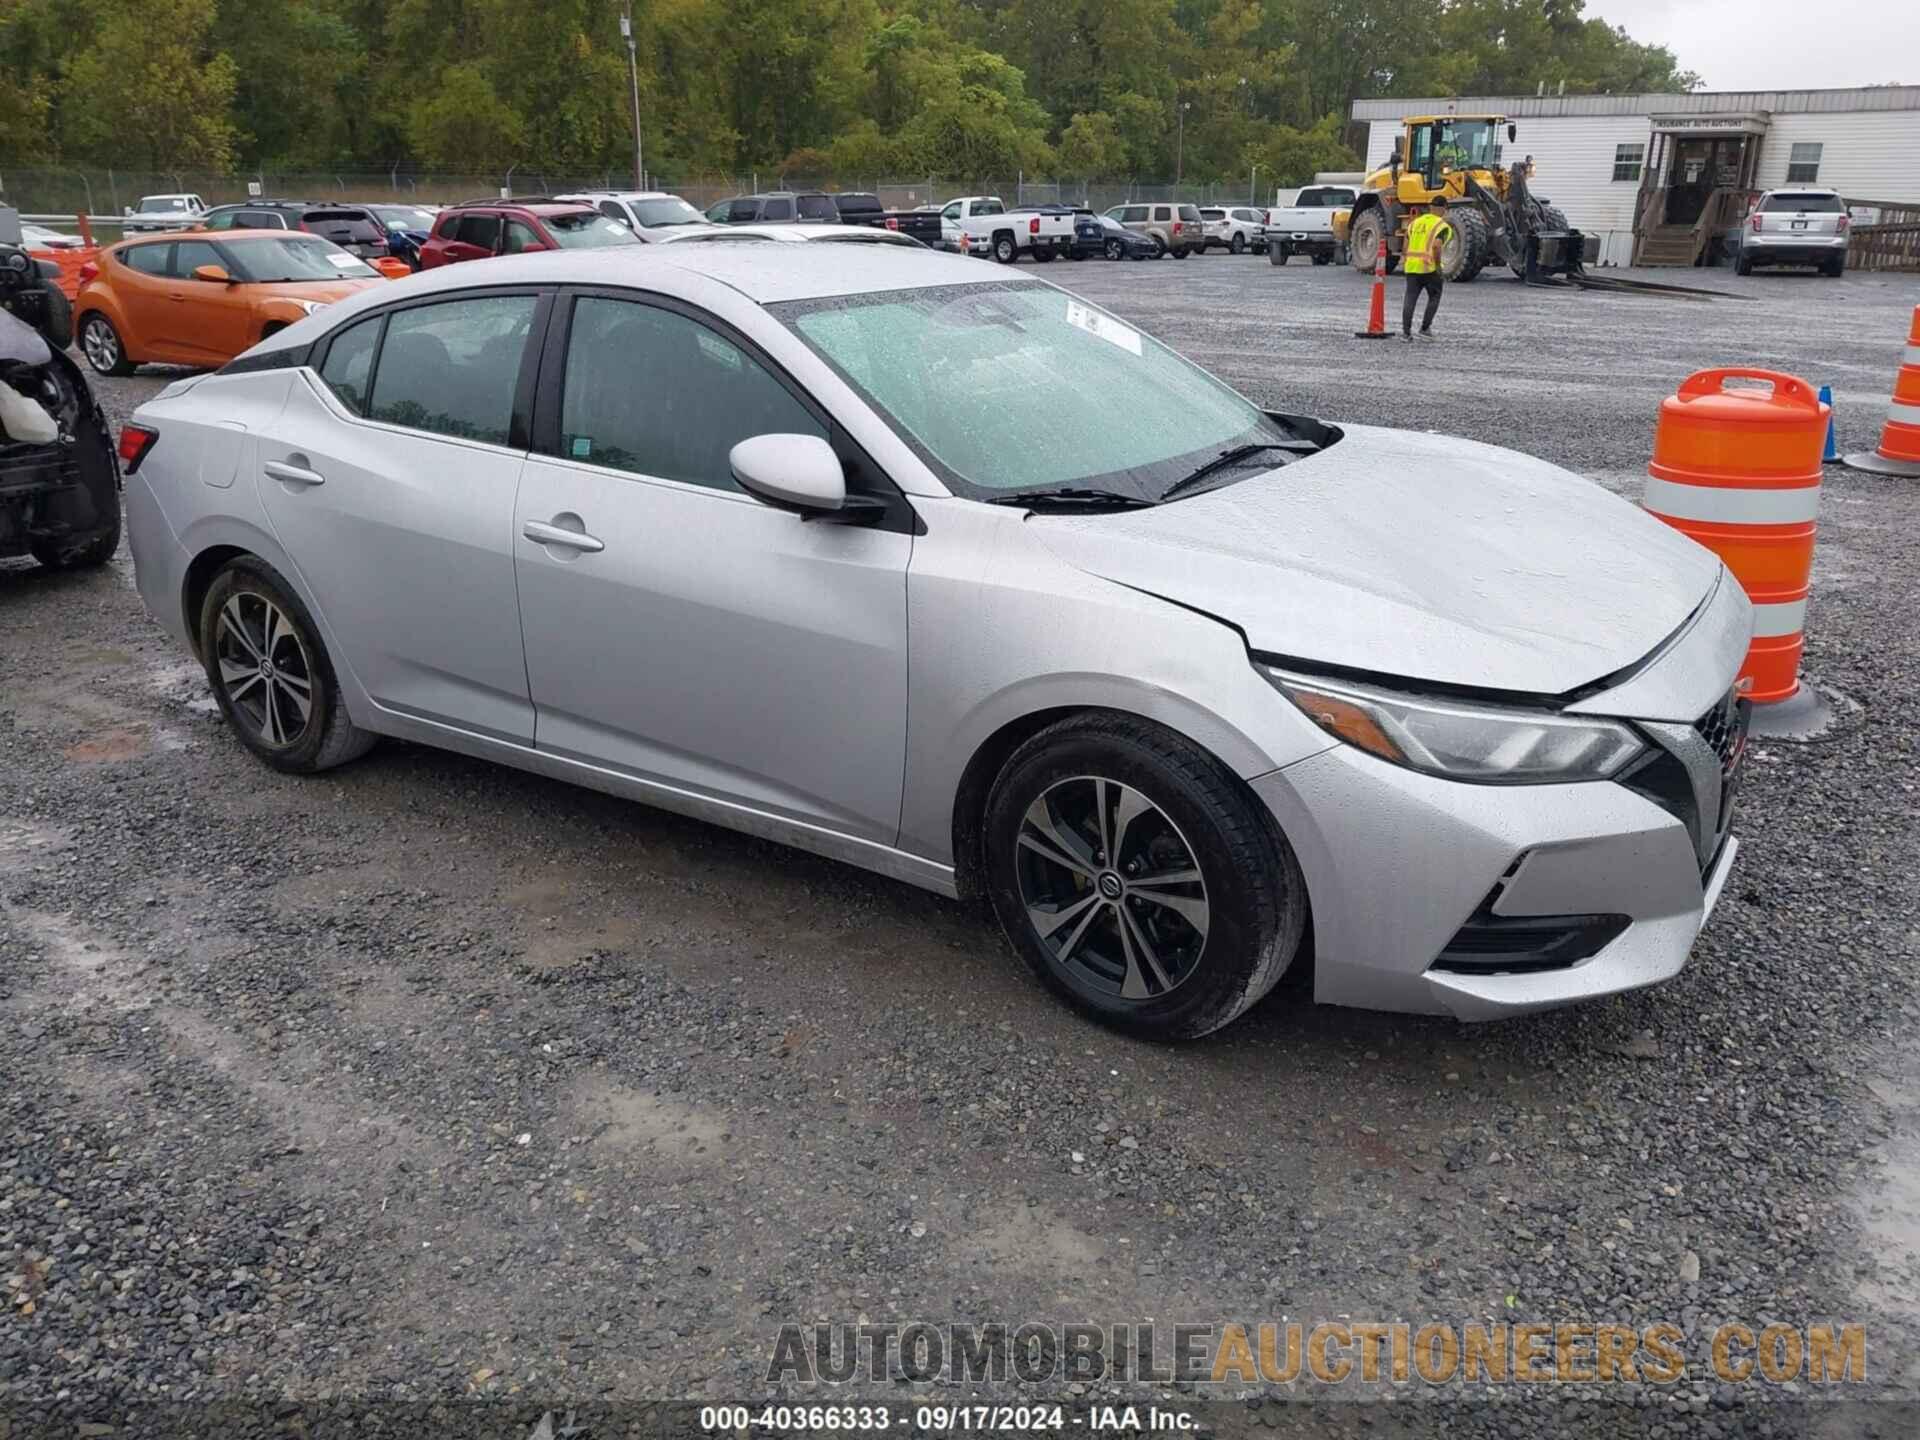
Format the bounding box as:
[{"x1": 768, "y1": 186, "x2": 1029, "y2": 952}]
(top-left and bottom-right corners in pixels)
[
  {"x1": 1014, "y1": 775, "x2": 1209, "y2": 1003},
  {"x1": 213, "y1": 592, "x2": 315, "y2": 748},
  {"x1": 1106, "y1": 240, "x2": 1123, "y2": 260},
  {"x1": 82, "y1": 318, "x2": 119, "y2": 373}
]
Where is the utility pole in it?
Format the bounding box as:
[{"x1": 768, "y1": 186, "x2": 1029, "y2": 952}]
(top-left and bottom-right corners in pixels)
[
  {"x1": 1174, "y1": 101, "x2": 1191, "y2": 194},
  {"x1": 1250, "y1": 163, "x2": 1261, "y2": 205},
  {"x1": 621, "y1": 2, "x2": 644, "y2": 190}
]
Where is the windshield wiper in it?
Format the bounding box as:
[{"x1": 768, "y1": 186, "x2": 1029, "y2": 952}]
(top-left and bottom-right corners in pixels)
[
  {"x1": 982, "y1": 488, "x2": 1157, "y2": 510},
  {"x1": 1158, "y1": 442, "x2": 1311, "y2": 502}
]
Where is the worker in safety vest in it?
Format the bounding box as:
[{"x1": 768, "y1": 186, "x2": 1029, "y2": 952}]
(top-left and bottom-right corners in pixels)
[{"x1": 1402, "y1": 196, "x2": 1451, "y2": 342}]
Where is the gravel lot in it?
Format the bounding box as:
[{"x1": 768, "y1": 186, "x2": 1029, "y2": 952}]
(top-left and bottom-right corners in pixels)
[{"x1": 3, "y1": 255, "x2": 1918, "y2": 1436}]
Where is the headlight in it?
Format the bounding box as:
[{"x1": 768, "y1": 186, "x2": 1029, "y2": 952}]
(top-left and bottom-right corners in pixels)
[{"x1": 1262, "y1": 666, "x2": 1644, "y2": 784}]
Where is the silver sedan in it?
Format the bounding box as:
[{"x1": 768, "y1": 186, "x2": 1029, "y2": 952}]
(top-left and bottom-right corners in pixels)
[{"x1": 121, "y1": 245, "x2": 1748, "y2": 1038}]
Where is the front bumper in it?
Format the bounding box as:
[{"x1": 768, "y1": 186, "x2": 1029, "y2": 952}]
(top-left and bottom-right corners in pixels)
[{"x1": 1251, "y1": 737, "x2": 1741, "y2": 1021}]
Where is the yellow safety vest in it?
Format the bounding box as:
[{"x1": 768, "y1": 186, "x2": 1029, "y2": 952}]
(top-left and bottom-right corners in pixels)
[{"x1": 1404, "y1": 213, "x2": 1452, "y2": 274}]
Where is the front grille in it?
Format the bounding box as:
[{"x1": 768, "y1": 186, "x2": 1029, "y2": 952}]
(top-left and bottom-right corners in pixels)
[
  {"x1": 1618, "y1": 686, "x2": 1749, "y2": 876},
  {"x1": 1695, "y1": 693, "x2": 1750, "y2": 783},
  {"x1": 0, "y1": 440, "x2": 76, "y2": 498}
]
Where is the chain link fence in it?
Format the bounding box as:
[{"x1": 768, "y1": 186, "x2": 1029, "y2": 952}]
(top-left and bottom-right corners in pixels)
[{"x1": 0, "y1": 168, "x2": 1277, "y2": 224}]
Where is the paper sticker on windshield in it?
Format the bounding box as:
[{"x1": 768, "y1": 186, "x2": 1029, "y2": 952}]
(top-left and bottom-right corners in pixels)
[
  {"x1": 326, "y1": 252, "x2": 360, "y2": 267},
  {"x1": 1065, "y1": 300, "x2": 1142, "y2": 357}
]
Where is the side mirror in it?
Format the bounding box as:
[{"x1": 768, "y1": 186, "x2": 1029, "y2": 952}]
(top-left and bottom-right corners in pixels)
[
  {"x1": 731, "y1": 434, "x2": 846, "y2": 514},
  {"x1": 1507, "y1": 123, "x2": 1518, "y2": 143},
  {"x1": 193, "y1": 264, "x2": 233, "y2": 283},
  {"x1": 123, "y1": 206, "x2": 133, "y2": 216}
]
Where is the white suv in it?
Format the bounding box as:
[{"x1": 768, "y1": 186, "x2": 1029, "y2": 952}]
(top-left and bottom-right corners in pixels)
[
  {"x1": 554, "y1": 191, "x2": 714, "y2": 242},
  {"x1": 1199, "y1": 207, "x2": 1268, "y2": 255}
]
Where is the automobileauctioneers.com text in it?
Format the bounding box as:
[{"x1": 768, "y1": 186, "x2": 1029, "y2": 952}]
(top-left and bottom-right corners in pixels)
[{"x1": 768, "y1": 1320, "x2": 1867, "y2": 1388}]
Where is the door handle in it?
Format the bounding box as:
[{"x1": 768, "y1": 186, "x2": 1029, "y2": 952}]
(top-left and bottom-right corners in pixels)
[
  {"x1": 264, "y1": 459, "x2": 326, "y2": 488},
  {"x1": 523, "y1": 518, "x2": 604, "y2": 553}
]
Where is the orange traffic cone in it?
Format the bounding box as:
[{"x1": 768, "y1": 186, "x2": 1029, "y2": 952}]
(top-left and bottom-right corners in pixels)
[
  {"x1": 1842, "y1": 303, "x2": 1920, "y2": 478},
  {"x1": 1354, "y1": 238, "x2": 1390, "y2": 340}
]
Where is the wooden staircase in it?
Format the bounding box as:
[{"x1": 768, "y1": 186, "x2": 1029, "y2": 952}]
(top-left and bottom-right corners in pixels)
[{"x1": 1636, "y1": 223, "x2": 1701, "y2": 267}]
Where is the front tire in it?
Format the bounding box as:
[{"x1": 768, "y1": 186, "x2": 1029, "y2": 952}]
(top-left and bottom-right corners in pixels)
[
  {"x1": 992, "y1": 234, "x2": 1018, "y2": 264},
  {"x1": 199, "y1": 558, "x2": 375, "y2": 774},
  {"x1": 1441, "y1": 207, "x2": 1492, "y2": 282},
  {"x1": 78, "y1": 313, "x2": 134, "y2": 377},
  {"x1": 1105, "y1": 239, "x2": 1124, "y2": 261},
  {"x1": 983, "y1": 714, "x2": 1307, "y2": 1040}
]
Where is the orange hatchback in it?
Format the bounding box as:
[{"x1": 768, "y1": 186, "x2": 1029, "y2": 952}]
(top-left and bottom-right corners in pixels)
[{"x1": 74, "y1": 230, "x2": 386, "y2": 376}]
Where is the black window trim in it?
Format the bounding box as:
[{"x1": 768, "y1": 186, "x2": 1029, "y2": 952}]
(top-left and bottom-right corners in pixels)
[
  {"x1": 530, "y1": 284, "x2": 919, "y2": 535},
  {"x1": 119, "y1": 240, "x2": 174, "y2": 275},
  {"x1": 304, "y1": 285, "x2": 554, "y2": 452}
]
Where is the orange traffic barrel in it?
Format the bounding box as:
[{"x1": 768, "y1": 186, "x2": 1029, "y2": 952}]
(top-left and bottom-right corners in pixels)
[
  {"x1": 1842, "y1": 303, "x2": 1920, "y2": 478},
  {"x1": 1645, "y1": 368, "x2": 1826, "y2": 704}
]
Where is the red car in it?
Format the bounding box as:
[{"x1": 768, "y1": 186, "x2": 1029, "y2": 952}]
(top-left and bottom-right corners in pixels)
[{"x1": 418, "y1": 200, "x2": 638, "y2": 268}]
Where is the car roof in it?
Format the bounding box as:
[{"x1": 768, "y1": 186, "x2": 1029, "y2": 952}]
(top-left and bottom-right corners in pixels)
[
  {"x1": 666, "y1": 223, "x2": 918, "y2": 246},
  {"x1": 557, "y1": 190, "x2": 679, "y2": 201},
  {"x1": 253, "y1": 245, "x2": 1011, "y2": 352}
]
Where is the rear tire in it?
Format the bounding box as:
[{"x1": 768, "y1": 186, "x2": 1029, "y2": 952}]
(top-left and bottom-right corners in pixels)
[
  {"x1": 1269, "y1": 243, "x2": 1288, "y2": 266},
  {"x1": 1151, "y1": 235, "x2": 1167, "y2": 257},
  {"x1": 1033, "y1": 247, "x2": 1055, "y2": 263},
  {"x1": 1311, "y1": 252, "x2": 1330, "y2": 266},
  {"x1": 1230, "y1": 233, "x2": 1246, "y2": 255},
  {"x1": 1172, "y1": 246, "x2": 1189, "y2": 259},
  {"x1": 78, "y1": 313, "x2": 134, "y2": 377},
  {"x1": 983, "y1": 713, "x2": 1307, "y2": 1040},
  {"x1": 199, "y1": 557, "x2": 376, "y2": 775},
  {"x1": 1823, "y1": 255, "x2": 1846, "y2": 277},
  {"x1": 1735, "y1": 254, "x2": 1754, "y2": 276}
]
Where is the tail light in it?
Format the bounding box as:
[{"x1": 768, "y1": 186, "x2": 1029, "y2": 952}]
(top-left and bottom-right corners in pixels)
[
  {"x1": 1172, "y1": 221, "x2": 1182, "y2": 235},
  {"x1": 1750, "y1": 212, "x2": 1763, "y2": 233},
  {"x1": 77, "y1": 261, "x2": 99, "y2": 286},
  {"x1": 1029, "y1": 217, "x2": 1040, "y2": 234},
  {"x1": 118, "y1": 424, "x2": 159, "y2": 474},
  {"x1": 886, "y1": 217, "x2": 899, "y2": 231},
  {"x1": 1837, "y1": 214, "x2": 1851, "y2": 233}
]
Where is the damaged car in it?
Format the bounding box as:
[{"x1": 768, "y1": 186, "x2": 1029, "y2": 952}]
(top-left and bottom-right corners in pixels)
[
  {"x1": 0, "y1": 242, "x2": 120, "y2": 570},
  {"x1": 121, "y1": 247, "x2": 1749, "y2": 1038}
]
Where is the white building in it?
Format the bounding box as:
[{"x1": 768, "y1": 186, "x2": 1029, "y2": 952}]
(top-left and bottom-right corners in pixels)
[{"x1": 1350, "y1": 86, "x2": 1920, "y2": 267}]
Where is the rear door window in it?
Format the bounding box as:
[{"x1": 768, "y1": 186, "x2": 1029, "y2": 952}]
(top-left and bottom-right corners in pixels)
[
  {"x1": 455, "y1": 213, "x2": 502, "y2": 249},
  {"x1": 121, "y1": 243, "x2": 172, "y2": 275},
  {"x1": 366, "y1": 295, "x2": 539, "y2": 446},
  {"x1": 237, "y1": 210, "x2": 286, "y2": 229},
  {"x1": 202, "y1": 209, "x2": 241, "y2": 231},
  {"x1": 796, "y1": 194, "x2": 837, "y2": 221},
  {"x1": 761, "y1": 197, "x2": 795, "y2": 221},
  {"x1": 727, "y1": 199, "x2": 760, "y2": 222},
  {"x1": 319, "y1": 316, "x2": 381, "y2": 416}
]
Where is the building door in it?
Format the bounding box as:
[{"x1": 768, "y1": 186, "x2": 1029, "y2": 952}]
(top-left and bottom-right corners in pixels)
[{"x1": 1663, "y1": 137, "x2": 1750, "y2": 224}]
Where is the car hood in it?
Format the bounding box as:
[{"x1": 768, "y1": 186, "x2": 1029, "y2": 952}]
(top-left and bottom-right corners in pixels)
[
  {"x1": 1031, "y1": 423, "x2": 1724, "y2": 698},
  {"x1": 255, "y1": 278, "x2": 386, "y2": 304}
]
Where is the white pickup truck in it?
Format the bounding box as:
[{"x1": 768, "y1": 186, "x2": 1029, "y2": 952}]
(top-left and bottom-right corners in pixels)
[
  {"x1": 1264, "y1": 184, "x2": 1357, "y2": 266},
  {"x1": 940, "y1": 195, "x2": 1077, "y2": 264}
]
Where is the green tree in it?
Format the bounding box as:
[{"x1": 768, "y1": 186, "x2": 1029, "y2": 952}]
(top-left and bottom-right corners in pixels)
[
  {"x1": 1058, "y1": 111, "x2": 1130, "y2": 179},
  {"x1": 60, "y1": 0, "x2": 239, "y2": 170}
]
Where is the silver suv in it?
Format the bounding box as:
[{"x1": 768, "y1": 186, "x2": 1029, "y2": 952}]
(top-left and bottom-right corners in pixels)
[{"x1": 1732, "y1": 189, "x2": 1850, "y2": 276}]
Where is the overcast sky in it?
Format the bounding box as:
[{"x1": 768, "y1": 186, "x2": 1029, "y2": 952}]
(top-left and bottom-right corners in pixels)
[{"x1": 1585, "y1": 0, "x2": 1916, "y2": 92}]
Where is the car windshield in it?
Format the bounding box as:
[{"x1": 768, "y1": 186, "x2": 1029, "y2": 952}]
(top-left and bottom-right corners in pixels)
[
  {"x1": 632, "y1": 197, "x2": 705, "y2": 227},
  {"x1": 1099, "y1": 215, "x2": 1127, "y2": 233},
  {"x1": 777, "y1": 281, "x2": 1288, "y2": 501},
  {"x1": 221, "y1": 236, "x2": 378, "y2": 282},
  {"x1": 142, "y1": 196, "x2": 192, "y2": 212},
  {"x1": 1434, "y1": 120, "x2": 1500, "y2": 168},
  {"x1": 1761, "y1": 193, "x2": 1844, "y2": 213},
  {"x1": 544, "y1": 212, "x2": 640, "y2": 248}
]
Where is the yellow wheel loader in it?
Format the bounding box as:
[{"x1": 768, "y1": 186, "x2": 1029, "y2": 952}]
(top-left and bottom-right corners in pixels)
[{"x1": 1346, "y1": 114, "x2": 1600, "y2": 283}]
